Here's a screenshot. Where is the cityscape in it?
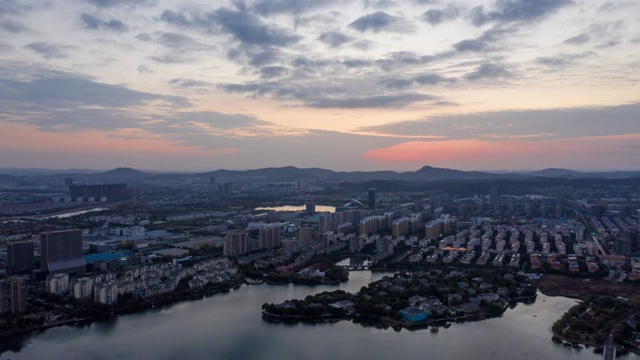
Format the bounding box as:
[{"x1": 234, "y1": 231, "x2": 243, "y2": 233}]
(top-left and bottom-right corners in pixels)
[
  {"x1": 0, "y1": 167, "x2": 639, "y2": 359},
  {"x1": 1, "y1": 0, "x2": 640, "y2": 359}
]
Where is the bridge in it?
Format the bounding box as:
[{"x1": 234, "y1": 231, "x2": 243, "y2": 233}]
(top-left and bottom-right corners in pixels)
[
  {"x1": 603, "y1": 333, "x2": 616, "y2": 360},
  {"x1": 339, "y1": 265, "x2": 370, "y2": 271},
  {"x1": 343, "y1": 199, "x2": 365, "y2": 208}
]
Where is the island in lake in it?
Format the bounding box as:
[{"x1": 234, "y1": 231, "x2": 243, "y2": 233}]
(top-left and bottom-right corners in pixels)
[{"x1": 262, "y1": 268, "x2": 537, "y2": 329}]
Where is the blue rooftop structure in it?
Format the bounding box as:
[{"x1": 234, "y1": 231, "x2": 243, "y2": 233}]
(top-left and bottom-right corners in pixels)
[
  {"x1": 400, "y1": 307, "x2": 430, "y2": 322},
  {"x1": 84, "y1": 251, "x2": 130, "y2": 264}
]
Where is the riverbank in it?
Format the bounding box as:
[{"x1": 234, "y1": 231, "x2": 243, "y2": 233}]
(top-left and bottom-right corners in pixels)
[
  {"x1": 539, "y1": 274, "x2": 640, "y2": 302},
  {"x1": 0, "y1": 279, "x2": 243, "y2": 340},
  {"x1": 1, "y1": 270, "x2": 601, "y2": 360}
]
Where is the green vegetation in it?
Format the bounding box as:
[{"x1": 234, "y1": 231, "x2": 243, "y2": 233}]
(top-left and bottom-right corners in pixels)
[
  {"x1": 552, "y1": 296, "x2": 636, "y2": 345},
  {"x1": 262, "y1": 268, "x2": 537, "y2": 328}
]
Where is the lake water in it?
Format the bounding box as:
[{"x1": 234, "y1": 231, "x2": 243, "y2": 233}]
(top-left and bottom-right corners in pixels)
[
  {"x1": 255, "y1": 205, "x2": 336, "y2": 213},
  {"x1": 0, "y1": 270, "x2": 622, "y2": 360},
  {"x1": 42, "y1": 207, "x2": 109, "y2": 219}
]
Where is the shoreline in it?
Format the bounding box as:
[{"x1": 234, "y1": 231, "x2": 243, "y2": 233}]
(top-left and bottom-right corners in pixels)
[{"x1": 0, "y1": 281, "x2": 243, "y2": 341}]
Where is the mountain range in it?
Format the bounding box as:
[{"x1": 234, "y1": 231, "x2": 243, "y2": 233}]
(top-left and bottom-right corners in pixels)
[{"x1": 1, "y1": 166, "x2": 639, "y2": 183}]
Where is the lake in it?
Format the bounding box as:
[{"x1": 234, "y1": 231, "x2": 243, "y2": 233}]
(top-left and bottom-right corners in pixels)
[
  {"x1": 255, "y1": 205, "x2": 336, "y2": 213},
  {"x1": 0, "y1": 270, "x2": 623, "y2": 360}
]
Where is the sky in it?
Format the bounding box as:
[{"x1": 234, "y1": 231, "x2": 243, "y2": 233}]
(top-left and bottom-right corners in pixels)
[{"x1": 0, "y1": 0, "x2": 639, "y2": 172}]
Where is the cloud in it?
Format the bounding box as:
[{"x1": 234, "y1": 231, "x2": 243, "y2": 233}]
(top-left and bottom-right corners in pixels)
[
  {"x1": 137, "y1": 65, "x2": 153, "y2": 74},
  {"x1": 0, "y1": 71, "x2": 187, "y2": 112},
  {"x1": 359, "y1": 103, "x2": 640, "y2": 141},
  {"x1": 463, "y1": 63, "x2": 511, "y2": 80},
  {"x1": 138, "y1": 32, "x2": 212, "y2": 64},
  {"x1": 422, "y1": 6, "x2": 460, "y2": 25},
  {"x1": 352, "y1": 40, "x2": 375, "y2": 51},
  {"x1": 364, "y1": 0, "x2": 397, "y2": 9},
  {"x1": 260, "y1": 66, "x2": 288, "y2": 79},
  {"x1": 470, "y1": 0, "x2": 573, "y2": 26},
  {"x1": 82, "y1": 0, "x2": 152, "y2": 8},
  {"x1": 318, "y1": 31, "x2": 354, "y2": 48},
  {"x1": 156, "y1": 32, "x2": 208, "y2": 50},
  {"x1": 161, "y1": 8, "x2": 302, "y2": 48},
  {"x1": 80, "y1": 13, "x2": 127, "y2": 32},
  {"x1": 305, "y1": 94, "x2": 436, "y2": 109},
  {"x1": 535, "y1": 51, "x2": 596, "y2": 68},
  {"x1": 0, "y1": 0, "x2": 29, "y2": 15},
  {"x1": 25, "y1": 42, "x2": 67, "y2": 59},
  {"x1": 0, "y1": 19, "x2": 28, "y2": 33},
  {"x1": 168, "y1": 78, "x2": 212, "y2": 88},
  {"x1": 349, "y1": 11, "x2": 413, "y2": 33},
  {"x1": 375, "y1": 51, "x2": 437, "y2": 70},
  {"x1": 378, "y1": 73, "x2": 456, "y2": 89},
  {"x1": 453, "y1": 26, "x2": 512, "y2": 53},
  {"x1": 564, "y1": 33, "x2": 590, "y2": 45},
  {"x1": 251, "y1": 0, "x2": 340, "y2": 16}
]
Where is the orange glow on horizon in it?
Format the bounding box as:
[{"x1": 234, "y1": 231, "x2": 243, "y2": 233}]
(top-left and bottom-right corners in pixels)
[
  {"x1": 0, "y1": 124, "x2": 238, "y2": 156},
  {"x1": 361, "y1": 134, "x2": 640, "y2": 170}
]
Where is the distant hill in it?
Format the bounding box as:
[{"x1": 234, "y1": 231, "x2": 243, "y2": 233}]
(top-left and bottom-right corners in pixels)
[
  {"x1": 402, "y1": 165, "x2": 505, "y2": 181},
  {"x1": 199, "y1": 165, "x2": 506, "y2": 182},
  {"x1": 527, "y1": 168, "x2": 640, "y2": 179},
  {"x1": 527, "y1": 168, "x2": 584, "y2": 178},
  {"x1": 0, "y1": 173, "x2": 19, "y2": 183},
  {"x1": 0, "y1": 168, "x2": 102, "y2": 176},
  {"x1": 1, "y1": 165, "x2": 639, "y2": 183},
  {"x1": 99, "y1": 167, "x2": 148, "y2": 177}
]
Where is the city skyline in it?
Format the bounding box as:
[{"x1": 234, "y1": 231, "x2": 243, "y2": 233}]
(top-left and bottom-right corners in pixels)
[{"x1": 0, "y1": 0, "x2": 639, "y2": 171}]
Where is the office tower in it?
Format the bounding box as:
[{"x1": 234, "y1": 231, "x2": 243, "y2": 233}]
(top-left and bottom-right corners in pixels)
[
  {"x1": 368, "y1": 188, "x2": 376, "y2": 209},
  {"x1": 6, "y1": 239, "x2": 35, "y2": 275},
  {"x1": 223, "y1": 230, "x2": 253, "y2": 257},
  {"x1": 64, "y1": 178, "x2": 73, "y2": 186},
  {"x1": 40, "y1": 229, "x2": 86, "y2": 275},
  {"x1": 299, "y1": 227, "x2": 313, "y2": 244},
  {"x1": 258, "y1": 226, "x2": 281, "y2": 250},
  {"x1": 0, "y1": 277, "x2": 26, "y2": 314},
  {"x1": 209, "y1": 177, "x2": 216, "y2": 184},
  {"x1": 490, "y1": 187, "x2": 500, "y2": 210}
]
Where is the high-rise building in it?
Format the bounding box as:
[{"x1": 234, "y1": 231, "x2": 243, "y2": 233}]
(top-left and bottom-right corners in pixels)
[
  {"x1": 69, "y1": 184, "x2": 128, "y2": 202},
  {"x1": 319, "y1": 213, "x2": 332, "y2": 234},
  {"x1": 223, "y1": 231, "x2": 253, "y2": 257},
  {"x1": 64, "y1": 178, "x2": 73, "y2": 186},
  {"x1": 368, "y1": 188, "x2": 376, "y2": 209},
  {"x1": 299, "y1": 227, "x2": 313, "y2": 244},
  {"x1": 0, "y1": 277, "x2": 26, "y2": 314},
  {"x1": 305, "y1": 203, "x2": 315, "y2": 215},
  {"x1": 72, "y1": 278, "x2": 94, "y2": 299},
  {"x1": 258, "y1": 226, "x2": 281, "y2": 250},
  {"x1": 6, "y1": 239, "x2": 35, "y2": 276},
  {"x1": 490, "y1": 187, "x2": 500, "y2": 210},
  {"x1": 295, "y1": 179, "x2": 308, "y2": 190},
  {"x1": 46, "y1": 273, "x2": 70, "y2": 295},
  {"x1": 40, "y1": 229, "x2": 85, "y2": 275}
]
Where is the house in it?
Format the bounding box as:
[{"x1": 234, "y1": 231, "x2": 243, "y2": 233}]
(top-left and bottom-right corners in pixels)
[
  {"x1": 409, "y1": 295, "x2": 427, "y2": 306},
  {"x1": 459, "y1": 302, "x2": 480, "y2": 314}
]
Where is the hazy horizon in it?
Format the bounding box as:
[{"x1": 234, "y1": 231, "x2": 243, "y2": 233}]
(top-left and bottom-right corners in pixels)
[
  {"x1": 1, "y1": 164, "x2": 639, "y2": 175},
  {"x1": 0, "y1": 0, "x2": 638, "y2": 171}
]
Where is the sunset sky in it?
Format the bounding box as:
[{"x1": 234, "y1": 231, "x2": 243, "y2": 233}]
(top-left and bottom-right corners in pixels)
[{"x1": 0, "y1": 0, "x2": 638, "y2": 172}]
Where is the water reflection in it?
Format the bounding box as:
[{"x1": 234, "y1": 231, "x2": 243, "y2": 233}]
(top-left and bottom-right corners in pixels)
[{"x1": 1, "y1": 270, "x2": 618, "y2": 360}]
